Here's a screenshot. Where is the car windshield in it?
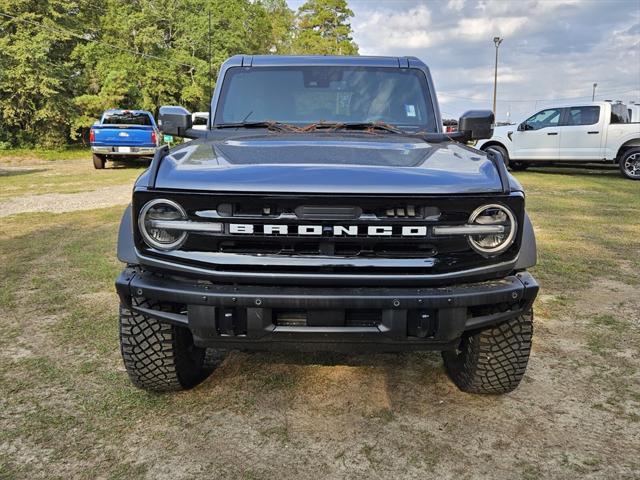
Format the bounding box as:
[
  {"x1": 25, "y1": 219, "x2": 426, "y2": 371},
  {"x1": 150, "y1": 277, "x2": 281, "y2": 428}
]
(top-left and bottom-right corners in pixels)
[
  {"x1": 214, "y1": 66, "x2": 436, "y2": 132},
  {"x1": 103, "y1": 112, "x2": 153, "y2": 126}
]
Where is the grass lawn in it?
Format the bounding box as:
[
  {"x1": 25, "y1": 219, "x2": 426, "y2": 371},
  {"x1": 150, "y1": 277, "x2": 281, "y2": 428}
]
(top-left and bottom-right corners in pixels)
[
  {"x1": 0, "y1": 147, "x2": 92, "y2": 162},
  {"x1": 0, "y1": 152, "x2": 146, "y2": 200},
  {"x1": 0, "y1": 163, "x2": 638, "y2": 479}
]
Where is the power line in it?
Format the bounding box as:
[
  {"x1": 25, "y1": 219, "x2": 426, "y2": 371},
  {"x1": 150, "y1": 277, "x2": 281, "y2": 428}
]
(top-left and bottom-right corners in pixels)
[{"x1": 0, "y1": 10, "x2": 196, "y2": 69}]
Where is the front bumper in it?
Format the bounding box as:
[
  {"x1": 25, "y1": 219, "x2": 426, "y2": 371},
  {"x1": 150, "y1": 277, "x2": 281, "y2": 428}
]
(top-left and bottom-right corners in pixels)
[
  {"x1": 116, "y1": 268, "x2": 539, "y2": 352},
  {"x1": 92, "y1": 146, "x2": 158, "y2": 156}
]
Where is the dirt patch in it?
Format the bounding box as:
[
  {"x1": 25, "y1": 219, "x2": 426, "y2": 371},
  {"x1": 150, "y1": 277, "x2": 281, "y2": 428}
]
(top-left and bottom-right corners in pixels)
[
  {"x1": 0, "y1": 169, "x2": 639, "y2": 479},
  {"x1": 0, "y1": 157, "x2": 53, "y2": 167},
  {"x1": 0, "y1": 184, "x2": 132, "y2": 217}
]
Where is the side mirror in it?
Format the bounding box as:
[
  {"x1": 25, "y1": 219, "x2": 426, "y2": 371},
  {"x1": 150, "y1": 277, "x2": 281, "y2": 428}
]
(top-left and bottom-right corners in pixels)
[
  {"x1": 517, "y1": 122, "x2": 526, "y2": 131},
  {"x1": 158, "y1": 106, "x2": 205, "y2": 139},
  {"x1": 457, "y1": 110, "x2": 494, "y2": 141}
]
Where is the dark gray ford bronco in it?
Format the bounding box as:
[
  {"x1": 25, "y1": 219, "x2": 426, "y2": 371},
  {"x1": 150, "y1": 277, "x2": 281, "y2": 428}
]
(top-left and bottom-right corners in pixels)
[{"x1": 115, "y1": 55, "x2": 539, "y2": 394}]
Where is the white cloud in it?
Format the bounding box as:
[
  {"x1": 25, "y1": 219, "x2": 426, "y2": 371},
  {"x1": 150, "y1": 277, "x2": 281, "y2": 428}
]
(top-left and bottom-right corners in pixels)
[
  {"x1": 476, "y1": 0, "x2": 582, "y2": 15},
  {"x1": 453, "y1": 16, "x2": 529, "y2": 40},
  {"x1": 347, "y1": 0, "x2": 640, "y2": 121},
  {"x1": 353, "y1": 6, "x2": 530, "y2": 52},
  {"x1": 447, "y1": 0, "x2": 466, "y2": 11},
  {"x1": 352, "y1": 5, "x2": 434, "y2": 54}
]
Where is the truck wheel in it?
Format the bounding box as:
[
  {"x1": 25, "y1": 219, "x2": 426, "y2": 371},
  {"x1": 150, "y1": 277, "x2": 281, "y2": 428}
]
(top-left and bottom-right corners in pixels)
[
  {"x1": 509, "y1": 161, "x2": 529, "y2": 171},
  {"x1": 484, "y1": 145, "x2": 510, "y2": 168},
  {"x1": 92, "y1": 154, "x2": 106, "y2": 169},
  {"x1": 619, "y1": 148, "x2": 640, "y2": 180},
  {"x1": 119, "y1": 298, "x2": 213, "y2": 392},
  {"x1": 442, "y1": 310, "x2": 533, "y2": 394}
]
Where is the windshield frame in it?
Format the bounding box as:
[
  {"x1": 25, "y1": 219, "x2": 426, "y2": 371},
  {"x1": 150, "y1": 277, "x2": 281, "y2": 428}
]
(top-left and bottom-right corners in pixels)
[{"x1": 212, "y1": 65, "x2": 438, "y2": 133}]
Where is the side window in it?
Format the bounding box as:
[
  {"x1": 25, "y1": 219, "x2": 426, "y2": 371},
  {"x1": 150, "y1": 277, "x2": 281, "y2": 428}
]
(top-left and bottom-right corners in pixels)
[
  {"x1": 566, "y1": 106, "x2": 600, "y2": 126},
  {"x1": 193, "y1": 115, "x2": 208, "y2": 126},
  {"x1": 610, "y1": 104, "x2": 629, "y2": 124},
  {"x1": 525, "y1": 108, "x2": 562, "y2": 130}
]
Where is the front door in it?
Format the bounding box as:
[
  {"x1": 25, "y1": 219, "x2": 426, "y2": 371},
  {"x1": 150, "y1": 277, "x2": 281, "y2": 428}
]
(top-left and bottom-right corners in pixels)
[{"x1": 510, "y1": 107, "x2": 562, "y2": 160}]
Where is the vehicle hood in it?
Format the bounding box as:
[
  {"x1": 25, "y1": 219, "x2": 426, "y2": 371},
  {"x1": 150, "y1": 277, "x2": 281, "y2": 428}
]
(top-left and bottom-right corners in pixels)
[{"x1": 153, "y1": 134, "x2": 503, "y2": 194}]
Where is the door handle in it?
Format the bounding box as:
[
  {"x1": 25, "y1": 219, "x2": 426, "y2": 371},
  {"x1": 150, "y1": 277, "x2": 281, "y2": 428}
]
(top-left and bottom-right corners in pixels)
[
  {"x1": 547, "y1": 132, "x2": 558, "y2": 136},
  {"x1": 588, "y1": 131, "x2": 599, "y2": 134}
]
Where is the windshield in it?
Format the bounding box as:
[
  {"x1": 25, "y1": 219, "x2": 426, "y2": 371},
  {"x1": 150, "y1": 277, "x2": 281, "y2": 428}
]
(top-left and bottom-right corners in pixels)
[
  {"x1": 214, "y1": 66, "x2": 436, "y2": 131},
  {"x1": 103, "y1": 112, "x2": 153, "y2": 126}
]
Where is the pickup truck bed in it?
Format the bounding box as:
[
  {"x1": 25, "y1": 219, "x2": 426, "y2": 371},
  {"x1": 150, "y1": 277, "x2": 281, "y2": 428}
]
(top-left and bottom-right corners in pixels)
[{"x1": 90, "y1": 109, "x2": 160, "y2": 169}]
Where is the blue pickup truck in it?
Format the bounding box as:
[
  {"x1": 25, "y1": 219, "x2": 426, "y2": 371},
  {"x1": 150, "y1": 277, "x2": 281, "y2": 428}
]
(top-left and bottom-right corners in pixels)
[{"x1": 90, "y1": 109, "x2": 161, "y2": 169}]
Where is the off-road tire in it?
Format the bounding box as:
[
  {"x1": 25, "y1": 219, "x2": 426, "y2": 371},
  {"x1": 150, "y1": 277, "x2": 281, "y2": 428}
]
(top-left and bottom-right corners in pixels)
[
  {"x1": 442, "y1": 310, "x2": 533, "y2": 394},
  {"x1": 92, "y1": 153, "x2": 106, "y2": 169},
  {"x1": 119, "y1": 298, "x2": 213, "y2": 392},
  {"x1": 619, "y1": 147, "x2": 640, "y2": 180},
  {"x1": 484, "y1": 145, "x2": 510, "y2": 168}
]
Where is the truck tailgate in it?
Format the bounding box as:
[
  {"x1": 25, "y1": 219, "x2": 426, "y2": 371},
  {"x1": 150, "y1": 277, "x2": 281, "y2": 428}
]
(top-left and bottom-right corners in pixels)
[{"x1": 92, "y1": 125, "x2": 155, "y2": 147}]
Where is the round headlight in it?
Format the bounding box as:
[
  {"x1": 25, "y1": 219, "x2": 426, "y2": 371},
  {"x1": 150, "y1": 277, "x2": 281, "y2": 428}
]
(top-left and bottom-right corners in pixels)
[
  {"x1": 467, "y1": 204, "x2": 517, "y2": 255},
  {"x1": 138, "y1": 199, "x2": 188, "y2": 251}
]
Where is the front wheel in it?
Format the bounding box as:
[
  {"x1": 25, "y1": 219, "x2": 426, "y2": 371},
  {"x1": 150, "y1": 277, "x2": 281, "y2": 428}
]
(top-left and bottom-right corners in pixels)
[
  {"x1": 484, "y1": 145, "x2": 510, "y2": 168},
  {"x1": 442, "y1": 311, "x2": 533, "y2": 394},
  {"x1": 92, "y1": 153, "x2": 106, "y2": 169},
  {"x1": 619, "y1": 148, "x2": 640, "y2": 180},
  {"x1": 509, "y1": 161, "x2": 529, "y2": 171},
  {"x1": 119, "y1": 298, "x2": 225, "y2": 392}
]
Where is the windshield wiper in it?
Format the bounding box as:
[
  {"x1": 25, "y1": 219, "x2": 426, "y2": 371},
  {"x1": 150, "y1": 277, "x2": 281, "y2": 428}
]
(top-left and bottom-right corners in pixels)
[
  {"x1": 301, "y1": 121, "x2": 406, "y2": 134},
  {"x1": 214, "y1": 120, "x2": 407, "y2": 135},
  {"x1": 342, "y1": 122, "x2": 406, "y2": 134},
  {"x1": 214, "y1": 121, "x2": 296, "y2": 132}
]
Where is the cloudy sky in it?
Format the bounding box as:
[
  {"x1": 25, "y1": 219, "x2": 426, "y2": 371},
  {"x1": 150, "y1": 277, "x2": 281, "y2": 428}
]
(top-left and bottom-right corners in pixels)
[{"x1": 288, "y1": 0, "x2": 640, "y2": 122}]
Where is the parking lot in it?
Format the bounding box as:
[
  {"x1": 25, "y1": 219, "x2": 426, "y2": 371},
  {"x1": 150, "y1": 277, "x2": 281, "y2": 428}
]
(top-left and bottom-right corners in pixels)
[{"x1": 0, "y1": 152, "x2": 639, "y2": 479}]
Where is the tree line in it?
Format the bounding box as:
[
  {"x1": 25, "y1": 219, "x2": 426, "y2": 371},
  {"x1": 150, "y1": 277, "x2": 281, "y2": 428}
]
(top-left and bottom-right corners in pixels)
[{"x1": 0, "y1": 0, "x2": 358, "y2": 148}]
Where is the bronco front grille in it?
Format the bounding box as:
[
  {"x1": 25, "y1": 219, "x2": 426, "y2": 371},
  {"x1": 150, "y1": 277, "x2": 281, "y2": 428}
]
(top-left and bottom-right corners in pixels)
[{"x1": 133, "y1": 192, "x2": 524, "y2": 275}]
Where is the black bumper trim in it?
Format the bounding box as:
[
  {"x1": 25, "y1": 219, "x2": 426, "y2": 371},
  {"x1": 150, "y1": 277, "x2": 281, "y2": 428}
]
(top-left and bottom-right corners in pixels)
[
  {"x1": 135, "y1": 250, "x2": 518, "y2": 287},
  {"x1": 116, "y1": 269, "x2": 539, "y2": 352}
]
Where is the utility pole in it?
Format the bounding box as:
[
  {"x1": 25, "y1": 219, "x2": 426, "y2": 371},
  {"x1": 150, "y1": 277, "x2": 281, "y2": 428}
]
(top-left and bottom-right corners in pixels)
[
  {"x1": 492, "y1": 36, "x2": 503, "y2": 123},
  {"x1": 592, "y1": 83, "x2": 598, "y2": 101}
]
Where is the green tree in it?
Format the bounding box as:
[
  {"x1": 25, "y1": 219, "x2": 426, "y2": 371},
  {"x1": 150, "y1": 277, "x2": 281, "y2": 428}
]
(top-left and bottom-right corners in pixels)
[
  {"x1": 261, "y1": 0, "x2": 295, "y2": 54},
  {"x1": 0, "y1": 0, "x2": 283, "y2": 146},
  {"x1": 71, "y1": 0, "x2": 277, "y2": 138},
  {"x1": 293, "y1": 0, "x2": 358, "y2": 55},
  {"x1": 0, "y1": 0, "x2": 91, "y2": 147},
  {"x1": 0, "y1": 0, "x2": 359, "y2": 147}
]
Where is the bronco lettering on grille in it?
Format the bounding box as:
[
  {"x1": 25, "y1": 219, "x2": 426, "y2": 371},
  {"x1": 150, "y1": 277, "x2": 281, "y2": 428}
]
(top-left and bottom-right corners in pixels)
[{"x1": 228, "y1": 224, "x2": 428, "y2": 237}]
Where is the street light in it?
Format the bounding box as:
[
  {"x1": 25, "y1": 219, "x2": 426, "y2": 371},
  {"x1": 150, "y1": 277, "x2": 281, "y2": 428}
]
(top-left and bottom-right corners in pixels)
[
  {"x1": 592, "y1": 83, "x2": 598, "y2": 101},
  {"x1": 492, "y1": 36, "x2": 503, "y2": 122}
]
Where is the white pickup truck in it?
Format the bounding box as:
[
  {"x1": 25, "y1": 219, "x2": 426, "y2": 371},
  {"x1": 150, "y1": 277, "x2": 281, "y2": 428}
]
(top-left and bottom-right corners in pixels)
[{"x1": 476, "y1": 101, "x2": 640, "y2": 180}]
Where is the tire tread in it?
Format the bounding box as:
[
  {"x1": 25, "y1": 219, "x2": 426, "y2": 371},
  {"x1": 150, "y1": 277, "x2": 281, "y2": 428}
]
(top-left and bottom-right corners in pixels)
[
  {"x1": 442, "y1": 311, "x2": 533, "y2": 394},
  {"x1": 119, "y1": 298, "x2": 209, "y2": 392}
]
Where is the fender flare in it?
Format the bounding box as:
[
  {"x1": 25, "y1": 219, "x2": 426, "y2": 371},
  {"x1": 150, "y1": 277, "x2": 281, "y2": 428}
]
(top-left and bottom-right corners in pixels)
[
  {"x1": 117, "y1": 204, "x2": 138, "y2": 264},
  {"x1": 515, "y1": 212, "x2": 537, "y2": 270}
]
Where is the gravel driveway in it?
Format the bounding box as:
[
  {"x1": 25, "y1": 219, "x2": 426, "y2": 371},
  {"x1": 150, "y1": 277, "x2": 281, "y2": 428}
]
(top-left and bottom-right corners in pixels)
[{"x1": 0, "y1": 184, "x2": 132, "y2": 217}]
